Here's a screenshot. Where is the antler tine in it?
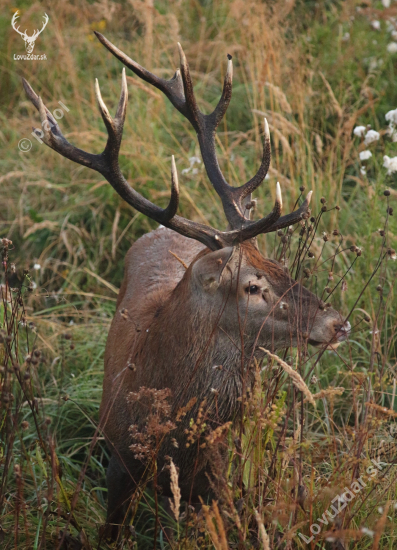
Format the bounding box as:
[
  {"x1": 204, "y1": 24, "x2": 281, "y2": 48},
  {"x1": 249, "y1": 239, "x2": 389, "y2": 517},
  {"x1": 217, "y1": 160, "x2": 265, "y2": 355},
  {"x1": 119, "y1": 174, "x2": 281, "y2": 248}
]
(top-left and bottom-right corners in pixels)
[
  {"x1": 94, "y1": 71, "x2": 180, "y2": 221},
  {"x1": 116, "y1": 68, "x2": 128, "y2": 122},
  {"x1": 37, "y1": 96, "x2": 53, "y2": 145},
  {"x1": 23, "y1": 79, "x2": 58, "y2": 131},
  {"x1": 236, "y1": 118, "x2": 271, "y2": 203},
  {"x1": 166, "y1": 155, "x2": 180, "y2": 220},
  {"x1": 209, "y1": 54, "x2": 233, "y2": 130},
  {"x1": 95, "y1": 67, "x2": 128, "y2": 145},
  {"x1": 224, "y1": 186, "x2": 313, "y2": 242},
  {"x1": 177, "y1": 43, "x2": 200, "y2": 127},
  {"x1": 23, "y1": 77, "x2": 102, "y2": 168},
  {"x1": 234, "y1": 182, "x2": 282, "y2": 241},
  {"x1": 176, "y1": 42, "x2": 249, "y2": 229},
  {"x1": 94, "y1": 31, "x2": 187, "y2": 115},
  {"x1": 176, "y1": 42, "x2": 233, "y2": 134},
  {"x1": 95, "y1": 79, "x2": 114, "y2": 131},
  {"x1": 263, "y1": 190, "x2": 312, "y2": 233}
]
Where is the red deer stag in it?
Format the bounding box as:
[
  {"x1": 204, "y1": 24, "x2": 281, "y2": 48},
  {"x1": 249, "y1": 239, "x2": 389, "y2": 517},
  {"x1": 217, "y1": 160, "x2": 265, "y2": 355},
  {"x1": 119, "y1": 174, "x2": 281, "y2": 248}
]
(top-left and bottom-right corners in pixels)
[{"x1": 23, "y1": 33, "x2": 350, "y2": 538}]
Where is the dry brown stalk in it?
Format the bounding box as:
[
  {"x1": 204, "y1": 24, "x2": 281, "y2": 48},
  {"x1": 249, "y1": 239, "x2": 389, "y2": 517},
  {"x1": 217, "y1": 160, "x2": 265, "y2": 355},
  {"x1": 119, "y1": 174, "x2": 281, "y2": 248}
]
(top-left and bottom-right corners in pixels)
[
  {"x1": 126, "y1": 75, "x2": 162, "y2": 99},
  {"x1": 366, "y1": 402, "x2": 397, "y2": 418},
  {"x1": 254, "y1": 509, "x2": 270, "y2": 550},
  {"x1": 222, "y1": 484, "x2": 242, "y2": 532},
  {"x1": 264, "y1": 81, "x2": 292, "y2": 114},
  {"x1": 169, "y1": 250, "x2": 188, "y2": 270},
  {"x1": 372, "y1": 502, "x2": 390, "y2": 550},
  {"x1": 260, "y1": 348, "x2": 316, "y2": 406},
  {"x1": 201, "y1": 499, "x2": 228, "y2": 550},
  {"x1": 319, "y1": 72, "x2": 343, "y2": 119},
  {"x1": 176, "y1": 397, "x2": 197, "y2": 421},
  {"x1": 168, "y1": 458, "x2": 181, "y2": 522},
  {"x1": 212, "y1": 500, "x2": 228, "y2": 549},
  {"x1": 205, "y1": 421, "x2": 232, "y2": 446},
  {"x1": 305, "y1": 386, "x2": 345, "y2": 402}
]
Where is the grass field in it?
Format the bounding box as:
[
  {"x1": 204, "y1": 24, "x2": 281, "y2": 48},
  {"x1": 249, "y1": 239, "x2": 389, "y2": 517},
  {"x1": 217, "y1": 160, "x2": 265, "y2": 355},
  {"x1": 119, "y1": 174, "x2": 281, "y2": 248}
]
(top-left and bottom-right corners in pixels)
[{"x1": 1, "y1": 0, "x2": 397, "y2": 548}]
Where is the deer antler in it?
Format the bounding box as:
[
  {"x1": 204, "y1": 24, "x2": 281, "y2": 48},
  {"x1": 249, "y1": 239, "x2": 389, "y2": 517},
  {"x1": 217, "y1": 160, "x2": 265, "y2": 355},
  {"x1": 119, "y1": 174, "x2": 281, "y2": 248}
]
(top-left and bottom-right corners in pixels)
[
  {"x1": 94, "y1": 33, "x2": 312, "y2": 234},
  {"x1": 22, "y1": 42, "x2": 312, "y2": 251},
  {"x1": 11, "y1": 11, "x2": 26, "y2": 38},
  {"x1": 31, "y1": 13, "x2": 49, "y2": 40}
]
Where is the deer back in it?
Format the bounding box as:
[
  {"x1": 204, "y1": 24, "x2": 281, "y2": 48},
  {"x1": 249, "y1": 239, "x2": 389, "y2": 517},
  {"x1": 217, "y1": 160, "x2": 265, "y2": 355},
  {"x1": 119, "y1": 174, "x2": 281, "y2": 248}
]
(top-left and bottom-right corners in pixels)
[{"x1": 101, "y1": 228, "x2": 204, "y2": 452}]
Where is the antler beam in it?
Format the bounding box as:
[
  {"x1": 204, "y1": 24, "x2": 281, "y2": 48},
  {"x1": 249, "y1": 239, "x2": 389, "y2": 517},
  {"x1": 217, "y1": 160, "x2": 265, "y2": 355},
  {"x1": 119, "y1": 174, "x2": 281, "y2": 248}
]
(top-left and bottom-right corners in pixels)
[{"x1": 23, "y1": 73, "x2": 224, "y2": 250}]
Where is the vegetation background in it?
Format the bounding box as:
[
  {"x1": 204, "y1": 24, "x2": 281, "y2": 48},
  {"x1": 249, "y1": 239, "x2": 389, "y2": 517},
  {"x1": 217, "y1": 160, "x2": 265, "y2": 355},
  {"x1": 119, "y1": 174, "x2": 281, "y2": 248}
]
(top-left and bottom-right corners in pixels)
[{"x1": 0, "y1": 0, "x2": 397, "y2": 548}]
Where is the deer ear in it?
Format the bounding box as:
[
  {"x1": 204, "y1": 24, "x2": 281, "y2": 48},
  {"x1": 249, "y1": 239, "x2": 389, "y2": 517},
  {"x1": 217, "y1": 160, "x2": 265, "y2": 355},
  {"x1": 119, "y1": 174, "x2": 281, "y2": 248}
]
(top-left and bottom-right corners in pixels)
[{"x1": 191, "y1": 247, "x2": 236, "y2": 293}]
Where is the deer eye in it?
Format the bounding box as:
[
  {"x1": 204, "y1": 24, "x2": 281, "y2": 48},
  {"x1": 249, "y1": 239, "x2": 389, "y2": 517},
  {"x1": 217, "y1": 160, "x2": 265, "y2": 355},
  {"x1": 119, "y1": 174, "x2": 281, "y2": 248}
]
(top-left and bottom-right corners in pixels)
[{"x1": 246, "y1": 284, "x2": 260, "y2": 295}]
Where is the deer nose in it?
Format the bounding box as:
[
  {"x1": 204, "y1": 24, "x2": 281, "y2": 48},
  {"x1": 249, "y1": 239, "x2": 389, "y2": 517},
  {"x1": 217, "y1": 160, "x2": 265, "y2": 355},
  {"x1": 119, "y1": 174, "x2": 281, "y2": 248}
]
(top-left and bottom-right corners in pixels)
[{"x1": 334, "y1": 320, "x2": 351, "y2": 342}]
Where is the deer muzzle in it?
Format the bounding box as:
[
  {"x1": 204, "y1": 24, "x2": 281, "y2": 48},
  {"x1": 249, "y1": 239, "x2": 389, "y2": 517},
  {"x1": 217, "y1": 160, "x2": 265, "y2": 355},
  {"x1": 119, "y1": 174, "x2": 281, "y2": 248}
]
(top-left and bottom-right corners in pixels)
[
  {"x1": 334, "y1": 320, "x2": 351, "y2": 343},
  {"x1": 308, "y1": 319, "x2": 351, "y2": 349}
]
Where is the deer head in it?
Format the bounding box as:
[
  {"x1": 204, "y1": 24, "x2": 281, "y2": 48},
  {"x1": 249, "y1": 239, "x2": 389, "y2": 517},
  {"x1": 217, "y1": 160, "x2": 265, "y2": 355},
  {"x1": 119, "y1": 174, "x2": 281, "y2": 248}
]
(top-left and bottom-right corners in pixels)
[
  {"x1": 181, "y1": 242, "x2": 349, "y2": 359},
  {"x1": 22, "y1": 36, "x2": 350, "y2": 354},
  {"x1": 12, "y1": 11, "x2": 49, "y2": 54}
]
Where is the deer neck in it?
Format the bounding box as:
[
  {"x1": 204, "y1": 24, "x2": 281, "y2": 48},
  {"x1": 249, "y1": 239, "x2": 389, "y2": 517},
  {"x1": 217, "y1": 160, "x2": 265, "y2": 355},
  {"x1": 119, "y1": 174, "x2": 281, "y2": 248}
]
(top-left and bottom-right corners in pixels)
[{"x1": 135, "y1": 274, "x2": 249, "y2": 418}]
